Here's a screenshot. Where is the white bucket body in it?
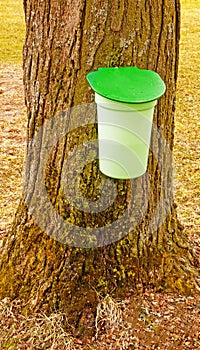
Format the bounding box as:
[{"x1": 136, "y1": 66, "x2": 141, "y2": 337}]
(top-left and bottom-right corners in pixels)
[{"x1": 95, "y1": 93, "x2": 157, "y2": 179}]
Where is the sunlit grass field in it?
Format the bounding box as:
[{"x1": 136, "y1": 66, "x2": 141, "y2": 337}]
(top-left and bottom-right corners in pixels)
[
  {"x1": 0, "y1": 0, "x2": 25, "y2": 63},
  {"x1": 174, "y1": 0, "x2": 200, "y2": 237}
]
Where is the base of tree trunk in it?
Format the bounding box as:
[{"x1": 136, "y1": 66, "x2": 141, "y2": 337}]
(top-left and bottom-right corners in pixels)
[{"x1": 0, "y1": 201, "x2": 199, "y2": 336}]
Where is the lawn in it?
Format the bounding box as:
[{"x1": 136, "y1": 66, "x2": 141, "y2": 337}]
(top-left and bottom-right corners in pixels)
[
  {"x1": 174, "y1": 0, "x2": 200, "y2": 241},
  {"x1": 0, "y1": 0, "x2": 200, "y2": 349},
  {"x1": 0, "y1": 0, "x2": 25, "y2": 63}
]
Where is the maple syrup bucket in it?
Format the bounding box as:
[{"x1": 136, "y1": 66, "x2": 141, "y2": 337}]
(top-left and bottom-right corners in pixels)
[
  {"x1": 95, "y1": 93, "x2": 157, "y2": 179},
  {"x1": 87, "y1": 67, "x2": 165, "y2": 179}
]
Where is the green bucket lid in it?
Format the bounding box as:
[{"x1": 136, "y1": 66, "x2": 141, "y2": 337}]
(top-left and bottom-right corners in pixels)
[{"x1": 87, "y1": 66, "x2": 166, "y2": 103}]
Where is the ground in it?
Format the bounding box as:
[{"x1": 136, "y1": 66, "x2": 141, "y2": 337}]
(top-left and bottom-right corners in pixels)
[{"x1": 0, "y1": 0, "x2": 200, "y2": 349}]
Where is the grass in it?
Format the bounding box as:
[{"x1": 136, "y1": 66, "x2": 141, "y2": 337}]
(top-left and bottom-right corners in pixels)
[
  {"x1": 0, "y1": 0, "x2": 25, "y2": 63},
  {"x1": 174, "y1": 0, "x2": 200, "y2": 241},
  {"x1": 1, "y1": 293, "x2": 200, "y2": 349},
  {"x1": 0, "y1": 66, "x2": 26, "y2": 233}
]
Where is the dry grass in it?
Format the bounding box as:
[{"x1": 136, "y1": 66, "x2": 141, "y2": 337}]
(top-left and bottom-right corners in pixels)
[
  {"x1": 0, "y1": 64, "x2": 26, "y2": 238},
  {"x1": 0, "y1": 293, "x2": 200, "y2": 349},
  {"x1": 0, "y1": 0, "x2": 200, "y2": 349},
  {"x1": 0, "y1": 298, "x2": 75, "y2": 349},
  {"x1": 174, "y1": 0, "x2": 200, "y2": 245}
]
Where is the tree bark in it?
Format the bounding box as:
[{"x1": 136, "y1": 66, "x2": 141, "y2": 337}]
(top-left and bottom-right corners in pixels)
[{"x1": 0, "y1": 0, "x2": 199, "y2": 335}]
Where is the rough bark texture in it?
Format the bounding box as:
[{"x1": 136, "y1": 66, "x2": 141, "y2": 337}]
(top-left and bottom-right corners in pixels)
[{"x1": 0, "y1": 0, "x2": 199, "y2": 335}]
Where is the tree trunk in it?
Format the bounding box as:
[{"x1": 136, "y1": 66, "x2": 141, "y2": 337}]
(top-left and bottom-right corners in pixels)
[{"x1": 0, "y1": 0, "x2": 199, "y2": 335}]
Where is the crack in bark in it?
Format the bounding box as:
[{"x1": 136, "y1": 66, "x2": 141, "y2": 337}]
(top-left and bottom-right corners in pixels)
[{"x1": 111, "y1": 0, "x2": 125, "y2": 31}]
